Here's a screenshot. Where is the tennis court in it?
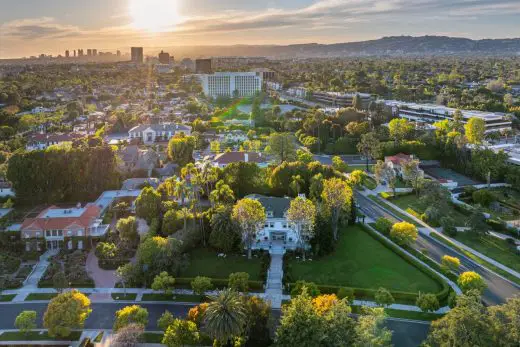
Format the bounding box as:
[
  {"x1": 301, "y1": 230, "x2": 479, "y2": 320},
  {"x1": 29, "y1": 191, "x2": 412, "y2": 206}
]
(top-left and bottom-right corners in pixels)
[{"x1": 423, "y1": 167, "x2": 479, "y2": 186}]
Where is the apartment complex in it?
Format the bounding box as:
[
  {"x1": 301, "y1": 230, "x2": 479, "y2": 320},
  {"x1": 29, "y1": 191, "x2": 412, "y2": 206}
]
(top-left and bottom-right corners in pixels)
[
  {"x1": 312, "y1": 91, "x2": 372, "y2": 108},
  {"x1": 195, "y1": 59, "x2": 212, "y2": 74},
  {"x1": 385, "y1": 101, "x2": 512, "y2": 133},
  {"x1": 199, "y1": 72, "x2": 262, "y2": 98},
  {"x1": 131, "y1": 47, "x2": 144, "y2": 64}
]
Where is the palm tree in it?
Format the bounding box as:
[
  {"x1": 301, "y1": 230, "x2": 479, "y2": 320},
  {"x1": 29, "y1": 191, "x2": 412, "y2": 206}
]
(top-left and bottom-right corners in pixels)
[
  {"x1": 204, "y1": 289, "x2": 247, "y2": 345},
  {"x1": 174, "y1": 179, "x2": 189, "y2": 206},
  {"x1": 179, "y1": 207, "x2": 191, "y2": 233}
]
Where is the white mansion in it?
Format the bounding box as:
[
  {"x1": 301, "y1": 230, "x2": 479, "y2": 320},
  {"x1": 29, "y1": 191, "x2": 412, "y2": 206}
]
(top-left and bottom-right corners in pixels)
[{"x1": 128, "y1": 123, "x2": 191, "y2": 144}]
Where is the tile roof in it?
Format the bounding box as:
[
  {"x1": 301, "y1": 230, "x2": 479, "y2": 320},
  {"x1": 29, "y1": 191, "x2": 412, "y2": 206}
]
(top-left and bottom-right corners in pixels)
[
  {"x1": 213, "y1": 152, "x2": 266, "y2": 165},
  {"x1": 21, "y1": 204, "x2": 101, "y2": 231}
]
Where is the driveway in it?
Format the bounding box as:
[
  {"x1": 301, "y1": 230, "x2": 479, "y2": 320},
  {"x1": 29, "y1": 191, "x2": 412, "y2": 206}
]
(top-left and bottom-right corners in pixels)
[{"x1": 86, "y1": 250, "x2": 117, "y2": 288}]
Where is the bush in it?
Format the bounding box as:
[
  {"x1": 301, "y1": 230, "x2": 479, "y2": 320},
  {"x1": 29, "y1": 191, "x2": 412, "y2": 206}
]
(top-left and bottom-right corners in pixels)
[
  {"x1": 337, "y1": 287, "x2": 354, "y2": 303},
  {"x1": 191, "y1": 276, "x2": 213, "y2": 296},
  {"x1": 486, "y1": 219, "x2": 507, "y2": 232},
  {"x1": 375, "y1": 287, "x2": 394, "y2": 307},
  {"x1": 441, "y1": 217, "x2": 457, "y2": 237},
  {"x1": 416, "y1": 292, "x2": 440, "y2": 312},
  {"x1": 228, "y1": 272, "x2": 249, "y2": 292},
  {"x1": 290, "y1": 280, "x2": 321, "y2": 297},
  {"x1": 472, "y1": 189, "x2": 496, "y2": 207},
  {"x1": 374, "y1": 217, "x2": 393, "y2": 235},
  {"x1": 390, "y1": 221, "x2": 418, "y2": 246},
  {"x1": 457, "y1": 271, "x2": 486, "y2": 294}
]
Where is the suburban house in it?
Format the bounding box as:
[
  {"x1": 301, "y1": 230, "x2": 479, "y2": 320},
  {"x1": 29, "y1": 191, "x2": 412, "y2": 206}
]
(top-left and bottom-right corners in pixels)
[
  {"x1": 384, "y1": 153, "x2": 424, "y2": 180},
  {"x1": 212, "y1": 151, "x2": 269, "y2": 168},
  {"x1": 220, "y1": 130, "x2": 248, "y2": 143},
  {"x1": 117, "y1": 145, "x2": 160, "y2": 175},
  {"x1": 26, "y1": 133, "x2": 84, "y2": 151},
  {"x1": 128, "y1": 123, "x2": 191, "y2": 144},
  {"x1": 20, "y1": 204, "x2": 108, "y2": 251},
  {"x1": 246, "y1": 194, "x2": 303, "y2": 251}
]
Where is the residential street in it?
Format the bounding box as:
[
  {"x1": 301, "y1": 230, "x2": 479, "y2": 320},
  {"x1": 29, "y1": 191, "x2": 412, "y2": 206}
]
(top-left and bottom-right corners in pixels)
[
  {"x1": 0, "y1": 302, "x2": 430, "y2": 347},
  {"x1": 355, "y1": 192, "x2": 520, "y2": 305}
]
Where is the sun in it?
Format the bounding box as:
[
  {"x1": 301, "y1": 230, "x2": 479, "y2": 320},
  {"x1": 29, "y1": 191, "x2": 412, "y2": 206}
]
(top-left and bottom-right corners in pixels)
[{"x1": 129, "y1": 0, "x2": 180, "y2": 32}]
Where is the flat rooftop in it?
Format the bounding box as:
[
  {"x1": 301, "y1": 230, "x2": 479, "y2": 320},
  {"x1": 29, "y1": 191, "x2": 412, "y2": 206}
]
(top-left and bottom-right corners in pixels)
[
  {"x1": 385, "y1": 100, "x2": 511, "y2": 121},
  {"x1": 42, "y1": 207, "x2": 86, "y2": 218}
]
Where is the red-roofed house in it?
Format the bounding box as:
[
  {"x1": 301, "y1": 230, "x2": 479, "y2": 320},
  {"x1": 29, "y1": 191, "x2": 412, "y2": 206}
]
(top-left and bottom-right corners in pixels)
[
  {"x1": 211, "y1": 151, "x2": 269, "y2": 168},
  {"x1": 20, "y1": 204, "x2": 108, "y2": 251},
  {"x1": 384, "y1": 153, "x2": 423, "y2": 180}
]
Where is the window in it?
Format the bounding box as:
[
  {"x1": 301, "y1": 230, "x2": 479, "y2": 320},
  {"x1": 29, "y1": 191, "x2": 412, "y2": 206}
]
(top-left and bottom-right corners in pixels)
[
  {"x1": 77, "y1": 230, "x2": 83, "y2": 236},
  {"x1": 267, "y1": 211, "x2": 274, "y2": 217},
  {"x1": 264, "y1": 223, "x2": 268, "y2": 228},
  {"x1": 58, "y1": 230, "x2": 63, "y2": 237},
  {"x1": 52, "y1": 230, "x2": 57, "y2": 237},
  {"x1": 45, "y1": 230, "x2": 51, "y2": 237},
  {"x1": 67, "y1": 230, "x2": 72, "y2": 236}
]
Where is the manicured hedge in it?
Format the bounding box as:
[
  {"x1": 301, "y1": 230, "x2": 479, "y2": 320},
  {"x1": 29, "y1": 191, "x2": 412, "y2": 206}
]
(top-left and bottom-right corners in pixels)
[
  {"x1": 174, "y1": 277, "x2": 264, "y2": 292},
  {"x1": 38, "y1": 279, "x2": 95, "y2": 288},
  {"x1": 98, "y1": 259, "x2": 128, "y2": 270}
]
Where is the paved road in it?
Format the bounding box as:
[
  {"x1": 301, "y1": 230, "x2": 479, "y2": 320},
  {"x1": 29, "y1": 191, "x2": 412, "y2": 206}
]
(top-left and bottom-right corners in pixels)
[
  {"x1": 356, "y1": 192, "x2": 520, "y2": 305},
  {"x1": 0, "y1": 303, "x2": 430, "y2": 347}
]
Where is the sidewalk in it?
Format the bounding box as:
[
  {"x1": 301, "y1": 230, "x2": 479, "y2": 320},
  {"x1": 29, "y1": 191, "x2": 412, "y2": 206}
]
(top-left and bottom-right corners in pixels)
[{"x1": 13, "y1": 250, "x2": 56, "y2": 302}]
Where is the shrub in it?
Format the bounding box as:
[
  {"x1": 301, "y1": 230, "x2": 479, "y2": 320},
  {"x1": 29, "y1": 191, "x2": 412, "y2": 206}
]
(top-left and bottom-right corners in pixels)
[
  {"x1": 375, "y1": 287, "x2": 394, "y2": 307},
  {"x1": 337, "y1": 287, "x2": 355, "y2": 303},
  {"x1": 441, "y1": 217, "x2": 457, "y2": 237},
  {"x1": 472, "y1": 189, "x2": 496, "y2": 207},
  {"x1": 416, "y1": 292, "x2": 440, "y2": 312},
  {"x1": 113, "y1": 305, "x2": 148, "y2": 332},
  {"x1": 290, "y1": 280, "x2": 321, "y2": 297},
  {"x1": 191, "y1": 276, "x2": 213, "y2": 296},
  {"x1": 390, "y1": 221, "x2": 418, "y2": 246},
  {"x1": 374, "y1": 217, "x2": 393, "y2": 235},
  {"x1": 228, "y1": 272, "x2": 249, "y2": 292},
  {"x1": 157, "y1": 311, "x2": 174, "y2": 332},
  {"x1": 441, "y1": 255, "x2": 460, "y2": 272}
]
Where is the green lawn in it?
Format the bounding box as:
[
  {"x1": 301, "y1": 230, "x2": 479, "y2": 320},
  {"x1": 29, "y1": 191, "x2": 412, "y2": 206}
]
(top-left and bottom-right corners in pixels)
[
  {"x1": 141, "y1": 293, "x2": 204, "y2": 302},
  {"x1": 346, "y1": 164, "x2": 374, "y2": 173},
  {"x1": 0, "y1": 294, "x2": 16, "y2": 302},
  {"x1": 111, "y1": 293, "x2": 137, "y2": 300},
  {"x1": 25, "y1": 293, "x2": 57, "y2": 301},
  {"x1": 367, "y1": 195, "x2": 420, "y2": 226},
  {"x1": 0, "y1": 331, "x2": 82, "y2": 341},
  {"x1": 142, "y1": 332, "x2": 163, "y2": 343},
  {"x1": 454, "y1": 233, "x2": 520, "y2": 273},
  {"x1": 289, "y1": 225, "x2": 442, "y2": 293},
  {"x1": 390, "y1": 194, "x2": 469, "y2": 226},
  {"x1": 181, "y1": 248, "x2": 262, "y2": 281}
]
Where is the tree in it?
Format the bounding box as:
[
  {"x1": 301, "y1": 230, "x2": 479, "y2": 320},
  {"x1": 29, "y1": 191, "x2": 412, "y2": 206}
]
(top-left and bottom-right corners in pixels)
[
  {"x1": 390, "y1": 221, "x2": 418, "y2": 246},
  {"x1": 232, "y1": 198, "x2": 266, "y2": 259},
  {"x1": 287, "y1": 196, "x2": 316, "y2": 260},
  {"x1": 441, "y1": 255, "x2": 461, "y2": 272},
  {"x1": 488, "y1": 295, "x2": 520, "y2": 346},
  {"x1": 348, "y1": 169, "x2": 366, "y2": 187},
  {"x1": 113, "y1": 305, "x2": 149, "y2": 332},
  {"x1": 402, "y1": 159, "x2": 423, "y2": 195},
  {"x1": 458, "y1": 271, "x2": 487, "y2": 294},
  {"x1": 375, "y1": 217, "x2": 393, "y2": 235},
  {"x1": 275, "y1": 288, "x2": 326, "y2": 347},
  {"x1": 228, "y1": 272, "x2": 249, "y2": 292},
  {"x1": 465, "y1": 117, "x2": 486, "y2": 145},
  {"x1": 204, "y1": 289, "x2": 247, "y2": 344},
  {"x1": 151, "y1": 271, "x2": 176, "y2": 295},
  {"x1": 162, "y1": 209, "x2": 182, "y2": 235},
  {"x1": 117, "y1": 216, "x2": 139, "y2": 243},
  {"x1": 296, "y1": 149, "x2": 313, "y2": 163},
  {"x1": 209, "y1": 206, "x2": 240, "y2": 253},
  {"x1": 267, "y1": 132, "x2": 296, "y2": 163},
  {"x1": 321, "y1": 178, "x2": 353, "y2": 240},
  {"x1": 374, "y1": 160, "x2": 397, "y2": 196},
  {"x1": 168, "y1": 134, "x2": 195, "y2": 167},
  {"x1": 15, "y1": 311, "x2": 37, "y2": 335},
  {"x1": 290, "y1": 281, "x2": 321, "y2": 297},
  {"x1": 43, "y1": 290, "x2": 91, "y2": 338},
  {"x1": 354, "y1": 307, "x2": 393, "y2": 347},
  {"x1": 162, "y1": 318, "x2": 200, "y2": 347},
  {"x1": 135, "y1": 187, "x2": 161, "y2": 223},
  {"x1": 111, "y1": 323, "x2": 144, "y2": 347},
  {"x1": 451, "y1": 109, "x2": 464, "y2": 132},
  {"x1": 375, "y1": 287, "x2": 395, "y2": 307},
  {"x1": 332, "y1": 156, "x2": 348, "y2": 172},
  {"x1": 388, "y1": 118, "x2": 413, "y2": 146},
  {"x1": 191, "y1": 276, "x2": 213, "y2": 296},
  {"x1": 52, "y1": 271, "x2": 68, "y2": 293},
  {"x1": 352, "y1": 93, "x2": 363, "y2": 111},
  {"x1": 425, "y1": 291, "x2": 493, "y2": 347},
  {"x1": 158, "y1": 311, "x2": 175, "y2": 332},
  {"x1": 466, "y1": 208, "x2": 488, "y2": 234},
  {"x1": 209, "y1": 180, "x2": 235, "y2": 207},
  {"x1": 357, "y1": 132, "x2": 381, "y2": 171},
  {"x1": 416, "y1": 292, "x2": 440, "y2": 312},
  {"x1": 289, "y1": 174, "x2": 305, "y2": 196}
]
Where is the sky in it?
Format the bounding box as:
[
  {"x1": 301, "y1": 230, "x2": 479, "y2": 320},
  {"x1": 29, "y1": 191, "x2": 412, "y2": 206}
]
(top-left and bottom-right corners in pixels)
[{"x1": 1, "y1": 0, "x2": 520, "y2": 59}]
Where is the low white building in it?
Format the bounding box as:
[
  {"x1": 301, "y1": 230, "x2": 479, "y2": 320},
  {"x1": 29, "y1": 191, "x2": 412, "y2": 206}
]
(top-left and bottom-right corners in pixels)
[
  {"x1": 26, "y1": 133, "x2": 85, "y2": 151},
  {"x1": 128, "y1": 123, "x2": 191, "y2": 144},
  {"x1": 212, "y1": 151, "x2": 269, "y2": 168}
]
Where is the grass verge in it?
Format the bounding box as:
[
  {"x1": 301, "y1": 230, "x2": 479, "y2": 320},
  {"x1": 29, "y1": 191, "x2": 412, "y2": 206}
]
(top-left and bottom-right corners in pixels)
[
  {"x1": 142, "y1": 332, "x2": 163, "y2": 343},
  {"x1": 25, "y1": 293, "x2": 58, "y2": 301},
  {"x1": 367, "y1": 195, "x2": 420, "y2": 226},
  {"x1": 111, "y1": 293, "x2": 137, "y2": 300},
  {"x1": 141, "y1": 293, "x2": 204, "y2": 302},
  {"x1": 0, "y1": 294, "x2": 16, "y2": 302}
]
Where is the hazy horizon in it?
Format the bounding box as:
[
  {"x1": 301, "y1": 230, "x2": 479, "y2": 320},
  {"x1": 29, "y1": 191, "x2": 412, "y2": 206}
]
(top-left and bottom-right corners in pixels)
[{"x1": 2, "y1": 0, "x2": 520, "y2": 59}]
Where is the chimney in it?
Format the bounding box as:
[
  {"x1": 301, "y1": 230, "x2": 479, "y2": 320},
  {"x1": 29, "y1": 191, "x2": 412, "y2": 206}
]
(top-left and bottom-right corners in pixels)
[{"x1": 244, "y1": 153, "x2": 249, "y2": 162}]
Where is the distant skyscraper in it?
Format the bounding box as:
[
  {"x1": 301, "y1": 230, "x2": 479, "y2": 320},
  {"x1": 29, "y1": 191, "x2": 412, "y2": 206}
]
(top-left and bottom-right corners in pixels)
[
  {"x1": 73, "y1": 50, "x2": 76, "y2": 57},
  {"x1": 131, "y1": 47, "x2": 144, "y2": 64},
  {"x1": 87, "y1": 49, "x2": 92, "y2": 56},
  {"x1": 158, "y1": 50, "x2": 170, "y2": 64},
  {"x1": 65, "y1": 50, "x2": 70, "y2": 58},
  {"x1": 196, "y1": 59, "x2": 212, "y2": 74},
  {"x1": 93, "y1": 49, "x2": 97, "y2": 56},
  {"x1": 117, "y1": 50, "x2": 121, "y2": 57}
]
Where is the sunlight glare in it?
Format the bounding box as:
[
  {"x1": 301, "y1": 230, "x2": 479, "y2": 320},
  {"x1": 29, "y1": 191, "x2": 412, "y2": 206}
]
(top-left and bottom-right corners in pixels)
[{"x1": 129, "y1": 0, "x2": 180, "y2": 32}]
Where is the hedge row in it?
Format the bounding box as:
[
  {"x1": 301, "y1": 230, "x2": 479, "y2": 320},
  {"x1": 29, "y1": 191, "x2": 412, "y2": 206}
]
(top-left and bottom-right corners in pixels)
[
  {"x1": 38, "y1": 279, "x2": 95, "y2": 288},
  {"x1": 173, "y1": 277, "x2": 264, "y2": 292},
  {"x1": 98, "y1": 259, "x2": 129, "y2": 270}
]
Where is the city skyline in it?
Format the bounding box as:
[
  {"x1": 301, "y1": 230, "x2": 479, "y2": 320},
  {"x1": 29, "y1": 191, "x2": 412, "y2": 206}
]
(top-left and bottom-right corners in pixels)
[{"x1": 1, "y1": 0, "x2": 520, "y2": 59}]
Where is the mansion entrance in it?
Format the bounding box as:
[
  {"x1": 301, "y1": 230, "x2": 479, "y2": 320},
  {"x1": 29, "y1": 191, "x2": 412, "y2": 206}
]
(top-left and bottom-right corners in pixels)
[
  {"x1": 46, "y1": 240, "x2": 63, "y2": 250},
  {"x1": 270, "y1": 232, "x2": 286, "y2": 241}
]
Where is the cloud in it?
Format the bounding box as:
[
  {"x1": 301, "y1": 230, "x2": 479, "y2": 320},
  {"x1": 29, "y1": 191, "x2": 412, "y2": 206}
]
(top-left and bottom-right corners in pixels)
[{"x1": 1, "y1": 17, "x2": 82, "y2": 40}]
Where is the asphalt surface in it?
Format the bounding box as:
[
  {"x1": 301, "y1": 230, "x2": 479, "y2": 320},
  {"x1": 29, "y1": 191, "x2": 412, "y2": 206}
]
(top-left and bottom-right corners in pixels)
[
  {"x1": 355, "y1": 192, "x2": 520, "y2": 305},
  {"x1": 0, "y1": 302, "x2": 430, "y2": 347}
]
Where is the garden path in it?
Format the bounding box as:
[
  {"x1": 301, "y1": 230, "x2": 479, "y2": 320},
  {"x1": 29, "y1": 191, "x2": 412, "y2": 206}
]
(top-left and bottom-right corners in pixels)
[{"x1": 86, "y1": 249, "x2": 117, "y2": 288}]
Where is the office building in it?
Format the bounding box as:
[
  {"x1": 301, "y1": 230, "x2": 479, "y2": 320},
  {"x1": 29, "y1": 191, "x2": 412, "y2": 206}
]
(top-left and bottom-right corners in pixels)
[
  {"x1": 312, "y1": 91, "x2": 372, "y2": 108},
  {"x1": 195, "y1": 59, "x2": 212, "y2": 74},
  {"x1": 158, "y1": 50, "x2": 170, "y2": 64},
  {"x1": 131, "y1": 47, "x2": 144, "y2": 64},
  {"x1": 117, "y1": 50, "x2": 121, "y2": 57},
  {"x1": 87, "y1": 49, "x2": 92, "y2": 56},
  {"x1": 93, "y1": 49, "x2": 97, "y2": 56},
  {"x1": 199, "y1": 72, "x2": 262, "y2": 98},
  {"x1": 78, "y1": 49, "x2": 83, "y2": 57},
  {"x1": 252, "y1": 68, "x2": 275, "y2": 81},
  {"x1": 73, "y1": 50, "x2": 76, "y2": 57},
  {"x1": 65, "y1": 50, "x2": 69, "y2": 58},
  {"x1": 385, "y1": 101, "x2": 512, "y2": 133}
]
